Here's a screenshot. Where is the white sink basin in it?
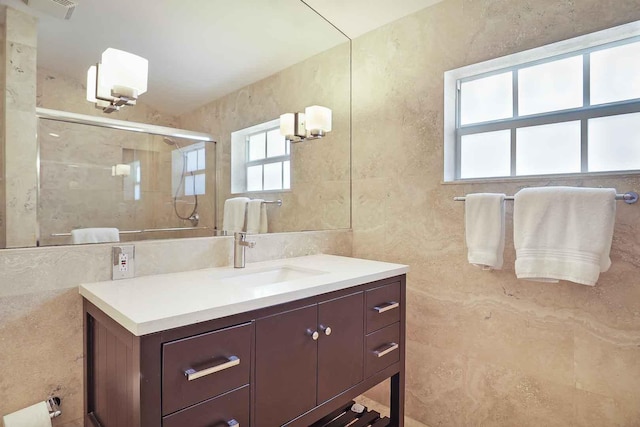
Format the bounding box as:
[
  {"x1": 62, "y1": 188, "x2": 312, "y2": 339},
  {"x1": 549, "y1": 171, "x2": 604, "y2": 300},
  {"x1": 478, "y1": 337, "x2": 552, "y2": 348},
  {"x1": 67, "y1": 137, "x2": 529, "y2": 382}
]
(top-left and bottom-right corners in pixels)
[{"x1": 217, "y1": 266, "x2": 327, "y2": 287}]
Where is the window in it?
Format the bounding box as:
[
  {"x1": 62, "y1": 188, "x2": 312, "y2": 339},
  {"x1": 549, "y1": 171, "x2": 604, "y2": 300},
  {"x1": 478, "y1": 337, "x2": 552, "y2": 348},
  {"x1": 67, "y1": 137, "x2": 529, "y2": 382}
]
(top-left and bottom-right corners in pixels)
[
  {"x1": 172, "y1": 142, "x2": 206, "y2": 197},
  {"x1": 124, "y1": 160, "x2": 141, "y2": 201},
  {"x1": 444, "y1": 21, "x2": 640, "y2": 181},
  {"x1": 231, "y1": 119, "x2": 291, "y2": 193}
]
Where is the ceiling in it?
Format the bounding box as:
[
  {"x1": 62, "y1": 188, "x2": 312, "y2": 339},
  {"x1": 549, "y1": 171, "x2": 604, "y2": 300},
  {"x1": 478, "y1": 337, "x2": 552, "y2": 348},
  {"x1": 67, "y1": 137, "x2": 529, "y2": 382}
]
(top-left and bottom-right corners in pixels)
[
  {"x1": 0, "y1": 0, "x2": 442, "y2": 116},
  {"x1": 306, "y1": 0, "x2": 444, "y2": 39}
]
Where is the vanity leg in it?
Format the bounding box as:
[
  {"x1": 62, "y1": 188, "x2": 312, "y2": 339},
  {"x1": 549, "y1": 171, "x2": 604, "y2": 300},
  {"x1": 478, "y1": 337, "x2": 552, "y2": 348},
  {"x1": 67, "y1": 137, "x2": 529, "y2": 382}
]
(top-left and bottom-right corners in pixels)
[{"x1": 390, "y1": 372, "x2": 405, "y2": 427}]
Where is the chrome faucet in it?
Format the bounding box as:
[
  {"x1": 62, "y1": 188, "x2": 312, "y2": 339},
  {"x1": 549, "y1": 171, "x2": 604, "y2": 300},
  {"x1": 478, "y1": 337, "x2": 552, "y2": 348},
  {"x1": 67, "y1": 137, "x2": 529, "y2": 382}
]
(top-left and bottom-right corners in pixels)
[{"x1": 234, "y1": 232, "x2": 255, "y2": 268}]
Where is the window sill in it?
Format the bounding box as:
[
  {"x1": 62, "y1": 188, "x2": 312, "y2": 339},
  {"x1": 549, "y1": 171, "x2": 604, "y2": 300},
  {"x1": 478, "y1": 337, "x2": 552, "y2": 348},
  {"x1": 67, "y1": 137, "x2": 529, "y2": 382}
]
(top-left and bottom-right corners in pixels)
[
  {"x1": 230, "y1": 189, "x2": 293, "y2": 196},
  {"x1": 441, "y1": 169, "x2": 640, "y2": 185}
]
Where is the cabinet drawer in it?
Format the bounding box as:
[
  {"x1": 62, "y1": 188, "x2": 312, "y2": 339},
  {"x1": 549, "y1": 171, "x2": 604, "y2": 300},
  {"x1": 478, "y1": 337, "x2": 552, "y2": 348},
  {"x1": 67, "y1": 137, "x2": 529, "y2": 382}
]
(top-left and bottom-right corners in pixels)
[
  {"x1": 365, "y1": 322, "x2": 400, "y2": 378},
  {"x1": 366, "y1": 282, "x2": 401, "y2": 334},
  {"x1": 162, "y1": 322, "x2": 252, "y2": 415},
  {"x1": 163, "y1": 384, "x2": 249, "y2": 427}
]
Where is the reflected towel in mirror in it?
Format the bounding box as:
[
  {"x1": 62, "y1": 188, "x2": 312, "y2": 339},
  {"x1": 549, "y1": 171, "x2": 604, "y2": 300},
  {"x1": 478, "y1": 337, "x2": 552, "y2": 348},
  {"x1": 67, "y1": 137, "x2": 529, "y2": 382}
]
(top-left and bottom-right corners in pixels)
[
  {"x1": 223, "y1": 197, "x2": 250, "y2": 233},
  {"x1": 71, "y1": 228, "x2": 120, "y2": 244},
  {"x1": 246, "y1": 199, "x2": 268, "y2": 234}
]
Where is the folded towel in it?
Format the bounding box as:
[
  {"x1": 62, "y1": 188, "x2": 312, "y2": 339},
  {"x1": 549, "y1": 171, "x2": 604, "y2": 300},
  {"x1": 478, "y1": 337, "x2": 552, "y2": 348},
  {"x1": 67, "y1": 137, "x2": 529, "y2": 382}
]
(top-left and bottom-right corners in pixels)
[
  {"x1": 71, "y1": 227, "x2": 120, "y2": 244},
  {"x1": 514, "y1": 186, "x2": 616, "y2": 286},
  {"x1": 465, "y1": 193, "x2": 506, "y2": 270},
  {"x1": 246, "y1": 199, "x2": 268, "y2": 234},
  {"x1": 223, "y1": 197, "x2": 250, "y2": 233}
]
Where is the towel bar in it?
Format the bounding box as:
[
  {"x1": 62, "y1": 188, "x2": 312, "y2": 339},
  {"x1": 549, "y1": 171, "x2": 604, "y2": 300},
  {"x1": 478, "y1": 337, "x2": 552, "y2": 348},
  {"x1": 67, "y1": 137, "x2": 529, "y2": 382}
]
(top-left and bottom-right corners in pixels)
[
  {"x1": 261, "y1": 199, "x2": 282, "y2": 206},
  {"x1": 51, "y1": 226, "x2": 211, "y2": 237},
  {"x1": 453, "y1": 191, "x2": 638, "y2": 204}
]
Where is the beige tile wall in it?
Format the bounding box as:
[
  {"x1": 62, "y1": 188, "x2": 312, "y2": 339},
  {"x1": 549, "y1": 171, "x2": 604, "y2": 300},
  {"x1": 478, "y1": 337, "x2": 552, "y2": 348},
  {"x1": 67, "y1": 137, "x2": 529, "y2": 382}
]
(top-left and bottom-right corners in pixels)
[
  {"x1": 0, "y1": 9, "x2": 6, "y2": 249},
  {"x1": 1, "y1": 7, "x2": 37, "y2": 248},
  {"x1": 179, "y1": 41, "x2": 351, "y2": 234},
  {"x1": 0, "y1": 230, "x2": 352, "y2": 426},
  {"x1": 353, "y1": 0, "x2": 640, "y2": 425}
]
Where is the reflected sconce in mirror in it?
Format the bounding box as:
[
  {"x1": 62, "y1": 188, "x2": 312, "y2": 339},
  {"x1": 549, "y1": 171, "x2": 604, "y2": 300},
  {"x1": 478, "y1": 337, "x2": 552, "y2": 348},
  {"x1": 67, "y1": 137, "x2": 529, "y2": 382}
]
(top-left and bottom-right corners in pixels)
[
  {"x1": 87, "y1": 48, "x2": 148, "y2": 113},
  {"x1": 280, "y1": 105, "x2": 332, "y2": 143}
]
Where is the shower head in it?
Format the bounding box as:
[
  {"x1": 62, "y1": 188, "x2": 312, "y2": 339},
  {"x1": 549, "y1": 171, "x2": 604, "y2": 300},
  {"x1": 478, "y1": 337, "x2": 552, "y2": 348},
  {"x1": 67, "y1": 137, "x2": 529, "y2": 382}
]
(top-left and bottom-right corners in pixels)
[{"x1": 163, "y1": 137, "x2": 176, "y2": 146}]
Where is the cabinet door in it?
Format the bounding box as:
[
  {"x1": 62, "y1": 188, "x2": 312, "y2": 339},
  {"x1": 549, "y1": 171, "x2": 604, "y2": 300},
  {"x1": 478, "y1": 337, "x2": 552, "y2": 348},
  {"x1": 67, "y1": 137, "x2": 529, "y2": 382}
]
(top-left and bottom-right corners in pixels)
[
  {"x1": 317, "y1": 292, "x2": 364, "y2": 403},
  {"x1": 255, "y1": 304, "x2": 318, "y2": 427}
]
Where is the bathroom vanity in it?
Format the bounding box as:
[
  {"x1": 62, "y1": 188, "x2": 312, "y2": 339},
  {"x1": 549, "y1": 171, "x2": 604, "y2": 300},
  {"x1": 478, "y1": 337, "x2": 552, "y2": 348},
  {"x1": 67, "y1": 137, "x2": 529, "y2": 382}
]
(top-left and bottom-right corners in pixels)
[{"x1": 80, "y1": 255, "x2": 408, "y2": 427}]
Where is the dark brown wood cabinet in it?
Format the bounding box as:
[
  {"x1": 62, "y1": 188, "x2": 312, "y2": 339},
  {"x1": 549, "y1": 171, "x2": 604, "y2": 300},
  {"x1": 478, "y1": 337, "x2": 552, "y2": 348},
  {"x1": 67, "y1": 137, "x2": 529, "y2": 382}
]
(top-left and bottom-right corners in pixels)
[
  {"x1": 255, "y1": 304, "x2": 318, "y2": 427},
  {"x1": 84, "y1": 275, "x2": 405, "y2": 427},
  {"x1": 255, "y1": 292, "x2": 365, "y2": 426}
]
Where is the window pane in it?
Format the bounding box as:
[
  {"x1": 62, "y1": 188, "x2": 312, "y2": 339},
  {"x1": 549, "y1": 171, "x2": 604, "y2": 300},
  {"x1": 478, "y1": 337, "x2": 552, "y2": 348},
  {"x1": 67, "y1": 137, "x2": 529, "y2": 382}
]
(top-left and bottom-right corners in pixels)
[
  {"x1": 247, "y1": 165, "x2": 262, "y2": 191},
  {"x1": 134, "y1": 161, "x2": 141, "y2": 183},
  {"x1": 248, "y1": 133, "x2": 266, "y2": 161},
  {"x1": 186, "y1": 150, "x2": 198, "y2": 172},
  {"x1": 194, "y1": 173, "x2": 206, "y2": 195},
  {"x1": 266, "y1": 129, "x2": 286, "y2": 158},
  {"x1": 460, "y1": 72, "x2": 513, "y2": 125},
  {"x1": 516, "y1": 121, "x2": 581, "y2": 176},
  {"x1": 185, "y1": 175, "x2": 195, "y2": 196},
  {"x1": 197, "y1": 148, "x2": 205, "y2": 170},
  {"x1": 591, "y1": 41, "x2": 640, "y2": 105},
  {"x1": 263, "y1": 162, "x2": 282, "y2": 191},
  {"x1": 518, "y1": 56, "x2": 583, "y2": 116},
  {"x1": 589, "y1": 112, "x2": 640, "y2": 172},
  {"x1": 283, "y1": 160, "x2": 291, "y2": 189},
  {"x1": 134, "y1": 184, "x2": 141, "y2": 201},
  {"x1": 460, "y1": 130, "x2": 511, "y2": 179}
]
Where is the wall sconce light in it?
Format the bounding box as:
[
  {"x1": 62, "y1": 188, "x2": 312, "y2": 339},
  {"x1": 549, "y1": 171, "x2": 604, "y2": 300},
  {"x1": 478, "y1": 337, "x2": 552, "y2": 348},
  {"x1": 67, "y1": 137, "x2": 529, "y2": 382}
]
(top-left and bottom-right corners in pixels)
[
  {"x1": 87, "y1": 48, "x2": 148, "y2": 113},
  {"x1": 279, "y1": 105, "x2": 332, "y2": 143}
]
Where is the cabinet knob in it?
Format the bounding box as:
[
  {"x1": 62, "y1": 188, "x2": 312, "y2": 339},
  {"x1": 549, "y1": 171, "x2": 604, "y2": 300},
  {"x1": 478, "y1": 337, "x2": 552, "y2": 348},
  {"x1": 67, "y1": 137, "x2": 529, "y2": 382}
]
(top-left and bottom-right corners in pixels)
[
  {"x1": 307, "y1": 329, "x2": 319, "y2": 340},
  {"x1": 320, "y1": 325, "x2": 332, "y2": 336},
  {"x1": 227, "y1": 420, "x2": 239, "y2": 427}
]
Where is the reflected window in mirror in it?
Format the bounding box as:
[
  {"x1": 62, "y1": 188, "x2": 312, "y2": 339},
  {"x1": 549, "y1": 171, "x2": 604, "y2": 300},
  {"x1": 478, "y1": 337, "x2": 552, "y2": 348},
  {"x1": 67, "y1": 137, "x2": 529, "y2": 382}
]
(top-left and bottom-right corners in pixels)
[
  {"x1": 232, "y1": 119, "x2": 291, "y2": 193},
  {"x1": 123, "y1": 160, "x2": 142, "y2": 201},
  {"x1": 172, "y1": 142, "x2": 207, "y2": 197}
]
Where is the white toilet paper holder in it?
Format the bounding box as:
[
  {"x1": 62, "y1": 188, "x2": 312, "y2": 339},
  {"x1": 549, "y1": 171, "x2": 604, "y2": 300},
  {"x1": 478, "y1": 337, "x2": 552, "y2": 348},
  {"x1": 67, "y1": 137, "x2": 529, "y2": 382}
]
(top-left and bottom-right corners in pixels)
[{"x1": 46, "y1": 397, "x2": 61, "y2": 419}]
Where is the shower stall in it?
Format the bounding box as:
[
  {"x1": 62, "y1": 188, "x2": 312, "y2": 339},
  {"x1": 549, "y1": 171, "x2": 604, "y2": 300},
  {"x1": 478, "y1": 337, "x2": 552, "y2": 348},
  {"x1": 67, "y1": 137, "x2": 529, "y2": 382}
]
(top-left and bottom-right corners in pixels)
[{"x1": 36, "y1": 108, "x2": 216, "y2": 246}]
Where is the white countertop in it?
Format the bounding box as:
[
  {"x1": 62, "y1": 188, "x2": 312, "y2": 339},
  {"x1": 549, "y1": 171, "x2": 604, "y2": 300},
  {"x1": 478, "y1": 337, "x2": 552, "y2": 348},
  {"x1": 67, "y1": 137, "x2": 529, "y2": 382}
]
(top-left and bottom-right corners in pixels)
[{"x1": 79, "y1": 254, "x2": 409, "y2": 336}]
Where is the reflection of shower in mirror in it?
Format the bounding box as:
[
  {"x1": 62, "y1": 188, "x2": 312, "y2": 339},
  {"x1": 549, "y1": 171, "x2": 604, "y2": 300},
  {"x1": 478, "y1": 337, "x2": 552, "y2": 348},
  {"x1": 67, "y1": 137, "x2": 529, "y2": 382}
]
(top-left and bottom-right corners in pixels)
[{"x1": 165, "y1": 137, "x2": 199, "y2": 227}]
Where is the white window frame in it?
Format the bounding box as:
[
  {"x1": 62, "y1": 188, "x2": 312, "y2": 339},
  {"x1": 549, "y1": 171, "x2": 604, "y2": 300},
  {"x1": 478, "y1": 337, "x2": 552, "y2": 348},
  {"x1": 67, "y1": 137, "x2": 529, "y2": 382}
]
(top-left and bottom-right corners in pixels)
[
  {"x1": 444, "y1": 20, "x2": 640, "y2": 182},
  {"x1": 231, "y1": 118, "x2": 291, "y2": 194}
]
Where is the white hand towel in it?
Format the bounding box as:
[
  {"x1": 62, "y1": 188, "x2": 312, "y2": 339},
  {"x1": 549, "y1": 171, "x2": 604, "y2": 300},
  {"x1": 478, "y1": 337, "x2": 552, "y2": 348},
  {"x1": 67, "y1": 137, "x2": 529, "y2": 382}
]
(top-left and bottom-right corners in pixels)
[
  {"x1": 465, "y1": 193, "x2": 506, "y2": 270},
  {"x1": 223, "y1": 197, "x2": 250, "y2": 233},
  {"x1": 71, "y1": 228, "x2": 120, "y2": 244},
  {"x1": 514, "y1": 186, "x2": 616, "y2": 286},
  {"x1": 246, "y1": 199, "x2": 268, "y2": 234}
]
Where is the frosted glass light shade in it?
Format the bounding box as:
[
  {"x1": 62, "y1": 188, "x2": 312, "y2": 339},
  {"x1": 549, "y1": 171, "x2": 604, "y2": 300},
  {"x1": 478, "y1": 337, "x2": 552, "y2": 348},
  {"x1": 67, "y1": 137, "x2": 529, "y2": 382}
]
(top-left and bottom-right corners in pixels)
[
  {"x1": 97, "y1": 48, "x2": 148, "y2": 99},
  {"x1": 86, "y1": 65, "x2": 97, "y2": 102},
  {"x1": 280, "y1": 113, "x2": 295, "y2": 136},
  {"x1": 305, "y1": 106, "x2": 332, "y2": 132}
]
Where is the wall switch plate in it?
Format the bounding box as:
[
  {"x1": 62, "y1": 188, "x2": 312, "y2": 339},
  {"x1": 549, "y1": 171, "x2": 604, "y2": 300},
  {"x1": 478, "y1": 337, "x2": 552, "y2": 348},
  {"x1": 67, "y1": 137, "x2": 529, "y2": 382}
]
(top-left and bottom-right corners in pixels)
[{"x1": 112, "y1": 245, "x2": 135, "y2": 280}]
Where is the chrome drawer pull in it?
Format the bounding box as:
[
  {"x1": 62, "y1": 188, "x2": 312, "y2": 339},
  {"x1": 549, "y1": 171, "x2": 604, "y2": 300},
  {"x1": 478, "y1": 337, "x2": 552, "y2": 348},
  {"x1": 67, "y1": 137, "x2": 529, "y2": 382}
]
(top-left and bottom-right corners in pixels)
[
  {"x1": 184, "y1": 355, "x2": 240, "y2": 381},
  {"x1": 373, "y1": 342, "x2": 399, "y2": 358},
  {"x1": 373, "y1": 301, "x2": 399, "y2": 314},
  {"x1": 227, "y1": 420, "x2": 239, "y2": 427}
]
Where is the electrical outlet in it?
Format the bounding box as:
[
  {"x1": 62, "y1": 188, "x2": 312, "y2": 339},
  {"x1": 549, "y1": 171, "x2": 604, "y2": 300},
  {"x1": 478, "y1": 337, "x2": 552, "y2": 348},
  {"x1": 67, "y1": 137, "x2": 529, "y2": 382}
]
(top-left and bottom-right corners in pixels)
[
  {"x1": 113, "y1": 245, "x2": 135, "y2": 280},
  {"x1": 118, "y1": 253, "x2": 129, "y2": 272}
]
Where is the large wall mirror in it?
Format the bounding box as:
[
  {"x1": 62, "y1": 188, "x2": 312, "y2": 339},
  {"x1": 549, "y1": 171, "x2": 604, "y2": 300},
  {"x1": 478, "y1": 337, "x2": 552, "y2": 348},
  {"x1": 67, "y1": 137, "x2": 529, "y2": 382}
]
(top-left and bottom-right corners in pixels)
[{"x1": 0, "y1": 0, "x2": 351, "y2": 248}]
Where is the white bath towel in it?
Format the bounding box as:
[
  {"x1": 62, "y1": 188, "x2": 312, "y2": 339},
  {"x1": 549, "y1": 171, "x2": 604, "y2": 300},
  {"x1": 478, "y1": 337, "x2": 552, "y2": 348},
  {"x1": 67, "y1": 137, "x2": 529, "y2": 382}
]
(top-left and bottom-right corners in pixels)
[
  {"x1": 514, "y1": 186, "x2": 617, "y2": 286},
  {"x1": 246, "y1": 199, "x2": 268, "y2": 234},
  {"x1": 465, "y1": 193, "x2": 506, "y2": 270},
  {"x1": 71, "y1": 227, "x2": 120, "y2": 244},
  {"x1": 223, "y1": 197, "x2": 250, "y2": 233}
]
